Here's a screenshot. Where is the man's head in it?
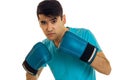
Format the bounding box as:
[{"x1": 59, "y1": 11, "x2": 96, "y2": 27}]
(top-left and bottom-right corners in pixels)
[
  {"x1": 37, "y1": 0, "x2": 67, "y2": 44},
  {"x1": 37, "y1": 0, "x2": 63, "y2": 19}
]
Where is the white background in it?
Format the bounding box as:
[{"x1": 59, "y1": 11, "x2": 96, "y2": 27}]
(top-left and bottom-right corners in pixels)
[{"x1": 0, "y1": 0, "x2": 119, "y2": 80}]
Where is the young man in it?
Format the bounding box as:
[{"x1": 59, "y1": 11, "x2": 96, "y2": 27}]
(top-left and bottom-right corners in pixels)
[{"x1": 24, "y1": 0, "x2": 111, "y2": 80}]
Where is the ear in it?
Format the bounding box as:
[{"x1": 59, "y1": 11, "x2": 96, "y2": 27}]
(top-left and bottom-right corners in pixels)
[{"x1": 62, "y1": 15, "x2": 66, "y2": 24}]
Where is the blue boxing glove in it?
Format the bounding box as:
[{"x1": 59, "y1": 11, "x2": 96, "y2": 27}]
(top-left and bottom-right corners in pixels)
[
  {"x1": 22, "y1": 42, "x2": 52, "y2": 75},
  {"x1": 58, "y1": 31, "x2": 98, "y2": 64}
]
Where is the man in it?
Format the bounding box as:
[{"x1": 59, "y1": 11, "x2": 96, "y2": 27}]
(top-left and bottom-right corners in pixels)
[{"x1": 24, "y1": 0, "x2": 111, "y2": 80}]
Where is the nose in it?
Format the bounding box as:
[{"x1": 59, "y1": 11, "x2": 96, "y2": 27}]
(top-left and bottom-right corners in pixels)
[{"x1": 47, "y1": 23, "x2": 53, "y2": 32}]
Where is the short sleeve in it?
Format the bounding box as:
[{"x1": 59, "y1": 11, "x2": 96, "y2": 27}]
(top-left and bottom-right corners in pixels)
[
  {"x1": 69, "y1": 27, "x2": 102, "y2": 52},
  {"x1": 86, "y1": 29, "x2": 102, "y2": 52}
]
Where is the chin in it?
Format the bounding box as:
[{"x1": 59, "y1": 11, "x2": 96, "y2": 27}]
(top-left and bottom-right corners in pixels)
[{"x1": 47, "y1": 37, "x2": 55, "y2": 40}]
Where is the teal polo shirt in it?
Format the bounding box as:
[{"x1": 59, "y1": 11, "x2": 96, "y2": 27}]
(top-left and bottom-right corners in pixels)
[{"x1": 42, "y1": 27, "x2": 101, "y2": 80}]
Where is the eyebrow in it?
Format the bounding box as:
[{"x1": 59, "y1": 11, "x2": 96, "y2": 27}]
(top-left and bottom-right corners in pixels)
[
  {"x1": 49, "y1": 17, "x2": 57, "y2": 21},
  {"x1": 40, "y1": 17, "x2": 57, "y2": 22}
]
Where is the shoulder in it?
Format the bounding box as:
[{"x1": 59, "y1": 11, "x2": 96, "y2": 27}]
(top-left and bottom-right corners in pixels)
[
  {"x1": 69, "y1": 27, "x2": 92, "y2": 39},
  {"x1": 69, "y1": 27, "x2": 101, "y2": 51},
  {"x1": 42, "y1": 39, "x2": 51, "y2": 46},
  {"x1": 69, "y1": 27, "x2": 88, "y2": 32},
  {"x1": 69, "y1": 27, "x2": 91, "y2": 34},
  {"x1": 42, "y1": 39, "x2": 55, "y2": 48}
]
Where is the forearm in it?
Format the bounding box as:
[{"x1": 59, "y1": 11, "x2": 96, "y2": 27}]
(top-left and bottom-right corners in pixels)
[
  {"x1": 26, "y1": 72, "x2": 38, "y2": 80},
  {"x1": 91, "y1": 52, "x2": 111, "y2": 75},
  {"x1": 26, "y1": 68, "x2": 43, "y2": 80}
]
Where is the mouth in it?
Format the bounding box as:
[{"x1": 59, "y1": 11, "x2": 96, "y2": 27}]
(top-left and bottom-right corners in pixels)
[{"x1": 47, "y1": 33, "x2": 55, "y2": 37}]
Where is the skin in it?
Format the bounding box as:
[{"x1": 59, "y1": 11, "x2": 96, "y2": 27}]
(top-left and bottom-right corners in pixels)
[
  {"x1": 26, "y1": 14, "x2": 111, "y2": 80},
  {"x1": 38, "y1": 14, "x2": 68, "y2": 46},
  {"x1": 26, "y1": 68, "x2": 43, "y2": 80}
]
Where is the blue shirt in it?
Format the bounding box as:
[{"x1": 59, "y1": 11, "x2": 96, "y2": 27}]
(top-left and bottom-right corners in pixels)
[{"x1": 42, "y1": 27, "x2": 102, "y2": 80}]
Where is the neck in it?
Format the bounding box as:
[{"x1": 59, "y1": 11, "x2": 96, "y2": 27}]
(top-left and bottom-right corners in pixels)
[{"x1": 54, "y1": 27, "x2": 69, "y2": 47}]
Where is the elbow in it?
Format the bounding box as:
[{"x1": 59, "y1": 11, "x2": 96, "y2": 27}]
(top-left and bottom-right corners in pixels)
[
  {"x1": 96, "y1": 61, "x2": 112, "y2": 75},
  {"x1": 103, "y1": 61, "x2": 112, "y2": 75},
  {"x1": 98, "y1": 64, "x2": 112, "y2": 75},
  {"x1": 104, "y1": 64, "x2": 112, "y2": 75}
]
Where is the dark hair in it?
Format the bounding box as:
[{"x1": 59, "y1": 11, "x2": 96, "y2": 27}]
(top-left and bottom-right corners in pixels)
[{"x1": 37, "y1": 0, "x2": 63, "y2": 19}]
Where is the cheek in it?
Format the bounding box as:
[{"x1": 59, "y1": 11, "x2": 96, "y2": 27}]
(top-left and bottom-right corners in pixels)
[
  {"x1": 54, "y1": 25, "x2": 61, "y2": 32},
  {"x1": 40, "y1": 27, "x2": 46, "y2": 33},
  {"x1": 55, "y1": 22, "x2": 62, "y2": 29}
]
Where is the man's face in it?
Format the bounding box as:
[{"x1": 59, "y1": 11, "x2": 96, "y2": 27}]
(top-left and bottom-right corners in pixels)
[{"x1": 38, "y1": 14, "x2": 66, "y2": 41}]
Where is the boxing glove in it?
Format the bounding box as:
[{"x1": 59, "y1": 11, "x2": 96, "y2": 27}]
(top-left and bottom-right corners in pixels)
[
  {"x1": 58, "y1": 31, "x2": 98, "y2": 64},
  {"x1": 22, "y1": 42, "x2": 52, "y2": 75}
]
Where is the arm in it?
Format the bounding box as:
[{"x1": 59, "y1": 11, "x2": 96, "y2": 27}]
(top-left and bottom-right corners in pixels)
[
  {"x1": 91, "y1": 52, "x2": 111, "y2": 75},
  {"x1": 59, "y1": 31, "x2": 111, "y2": 75},
  {"x1": 26, "y1": 68, "x2": 43, "y2": 80},
  {"x1": 22, "y1": 42, "x2": 52, "y2": 79}
]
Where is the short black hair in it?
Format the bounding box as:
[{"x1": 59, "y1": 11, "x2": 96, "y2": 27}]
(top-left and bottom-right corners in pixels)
[{"x1": 37, "y1": 0, "x2": 63, "y2": 19}]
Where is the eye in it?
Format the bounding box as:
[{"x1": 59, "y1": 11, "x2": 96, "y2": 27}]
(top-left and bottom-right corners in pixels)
[
  {"x1": 40, "y1": 21, "x2": 47, "y2": 25},
  {"x1": 51, "y1": 18, "x2": 57, "y2": 24},
  {"x1": 51, "y1": 19, "x2": 57, "y2": 24}
]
